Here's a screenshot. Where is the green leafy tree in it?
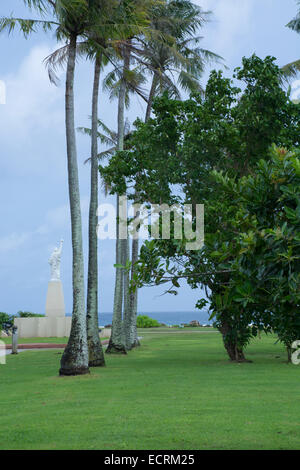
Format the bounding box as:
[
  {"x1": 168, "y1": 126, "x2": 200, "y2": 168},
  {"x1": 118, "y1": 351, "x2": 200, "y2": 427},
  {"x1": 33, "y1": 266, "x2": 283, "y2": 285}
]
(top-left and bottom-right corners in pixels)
[
  {"x1": 101, "y1": 54, "x2": 300, "y2": 361},
  {"x1": 100, "y1": 0, "x2": 222, "y2": 352},
  {"x1": 214, "y1": 146, "x2": 300, "y2": 361}
]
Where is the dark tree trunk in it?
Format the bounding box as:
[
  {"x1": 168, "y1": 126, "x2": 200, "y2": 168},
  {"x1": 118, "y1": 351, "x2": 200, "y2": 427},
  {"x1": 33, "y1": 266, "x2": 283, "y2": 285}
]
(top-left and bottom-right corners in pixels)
[{"x1": 218, "y1": 318, "x2": 251, "y2": 363}]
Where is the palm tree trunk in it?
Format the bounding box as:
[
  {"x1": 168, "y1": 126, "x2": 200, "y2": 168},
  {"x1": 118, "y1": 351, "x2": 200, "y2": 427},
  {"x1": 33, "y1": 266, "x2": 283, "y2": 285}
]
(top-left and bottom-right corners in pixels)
[
  {"x1": 106, "y1": 47, "x2": 130, "y2": 354},
  {"x1": 127, "y1": 232, "x2": 140, "y2": 349},
  {"x1": 145, "y1": 73, "x2": 159, "y2": 121},
  {"x1": 86, "y1": 55, "x2": 105, "y2": 367},
  {"x1": 126, "y1": 73, "x2": 159, "y2": 349},
  {"x1": 106, "y1": 196, "x2": 127, "y2": 354},
  {"x1": 59, "y1": 33, "x2": 89, "y2": 376},
  {"x1": 123, "y1": 236, "x2": 133, "y2": 350}
]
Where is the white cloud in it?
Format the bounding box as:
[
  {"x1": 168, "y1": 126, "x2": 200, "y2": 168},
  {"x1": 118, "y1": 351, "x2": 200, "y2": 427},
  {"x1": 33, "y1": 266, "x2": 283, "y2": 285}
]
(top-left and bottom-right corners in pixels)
[
  {"x1": 37, "y1": 204, "x2": 70, "y2": 235},
  {"x1": 0, "y1": 44, "x2": 64, "y2": 134},
  {"x1": 37, "y1": 197, "x2": 89, "y2": 236},
  {"x1": 0, "y1": 80, "x2": 6, "y2": 105},
  {"x1": 0, "y1": 232, "x2": 31, "y2": 253},
  {"x1": 0, "y1": 197, "x2": 89, "y2": 255},
  {"x1": 193, "y1": 0, "x2": 254, "y2": 62}
]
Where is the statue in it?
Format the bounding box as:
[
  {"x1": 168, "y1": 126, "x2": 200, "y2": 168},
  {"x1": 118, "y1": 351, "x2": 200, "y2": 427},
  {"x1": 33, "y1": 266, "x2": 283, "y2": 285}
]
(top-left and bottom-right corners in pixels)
[{"x1": 49, "y1": 239, "x2": 64, "y2": 281}]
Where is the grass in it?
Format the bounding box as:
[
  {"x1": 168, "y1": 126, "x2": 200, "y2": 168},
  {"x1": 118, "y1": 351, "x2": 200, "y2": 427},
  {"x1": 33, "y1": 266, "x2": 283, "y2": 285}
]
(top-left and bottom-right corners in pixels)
[
  {"x1": 1, "y1": 336, "x2": 69, "y2": 345},
  {"x1": 1, "y1": 336, "x2": 109, "y2": 345},
  {"x1": 0, "y1": 330, "x2": 300, "y2": 450},
  {"x1": 137, "y1": 326, "x2": 217, "y2": 335}
]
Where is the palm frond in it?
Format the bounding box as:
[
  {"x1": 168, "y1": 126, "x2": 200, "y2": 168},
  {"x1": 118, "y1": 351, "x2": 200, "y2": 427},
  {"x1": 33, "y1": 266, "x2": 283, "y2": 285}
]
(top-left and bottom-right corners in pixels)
[
  {"x1": 177, "y1": 70, "x2": 203, "y2": 94},
  {"x1": 280, "y1": 59, "x2": 300, "y2": 82},
  {"x1": 78, "y1": 126, "x2": 116, "y2": 147},
  {"x1": 0, "y1": 16, "x2": 57, "y2": 38},
  {"x1": 22, "y1": 0, "x2": 55, "y2": 16}
]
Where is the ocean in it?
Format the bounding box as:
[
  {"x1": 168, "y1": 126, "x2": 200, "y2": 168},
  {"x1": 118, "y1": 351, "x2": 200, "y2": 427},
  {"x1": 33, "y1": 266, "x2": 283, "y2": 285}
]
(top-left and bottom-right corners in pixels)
[{"x1": 66, "y1": 310, "x2": 212, "y2": 326}]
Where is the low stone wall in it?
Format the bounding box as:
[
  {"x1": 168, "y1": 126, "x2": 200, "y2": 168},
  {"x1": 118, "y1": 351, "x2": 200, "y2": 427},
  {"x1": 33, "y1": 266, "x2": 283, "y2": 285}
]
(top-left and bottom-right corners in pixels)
[
  {"x1": 8, "y1": 320, "x2": 111, "y2": 339},
  {"x1": 14, "y1": 317, "x2": 72, "y2": 338},
  {"x1": 2, "y1": 320, "x2": 111, "y2": 339},
  {"x1": 100, "y1": 328, "x2": 111, "y2": 339}
]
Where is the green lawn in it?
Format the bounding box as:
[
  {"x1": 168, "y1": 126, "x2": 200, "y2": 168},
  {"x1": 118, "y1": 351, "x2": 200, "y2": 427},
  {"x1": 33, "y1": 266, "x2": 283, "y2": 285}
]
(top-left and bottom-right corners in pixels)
[
  {"x1": 0, "y1": 330, "x2": 300, "y2": 450},
  {"x1": 1, "y1": 336, "x2": 69, "y2": 345},
  {"x1": 1, "y1": 336, "x2": 109, "y2": 345}
]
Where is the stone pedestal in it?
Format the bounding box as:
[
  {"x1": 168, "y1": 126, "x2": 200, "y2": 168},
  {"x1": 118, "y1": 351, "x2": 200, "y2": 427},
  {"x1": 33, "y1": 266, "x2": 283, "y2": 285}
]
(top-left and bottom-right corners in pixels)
[
  {"x1": 46, "y1": 281, "x2": 65, "y2": 317},
  {"x1": 15, "y1": 280, "x2": 72, "y2": 338}
]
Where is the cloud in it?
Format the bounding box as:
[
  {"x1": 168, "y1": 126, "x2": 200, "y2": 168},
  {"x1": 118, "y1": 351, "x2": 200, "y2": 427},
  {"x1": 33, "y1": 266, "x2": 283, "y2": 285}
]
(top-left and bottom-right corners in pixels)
[
  {"x1": 0, "y1": 80, "x2": 6, "y2": 105},
  {"x1": 0, "y1": 44, "x2": 66, "y2": 178},
  {"x1": 37, "y1": 197, "x2": 89, "y2": 236},
  {"x1": 1, "y1": 44, "x2": 64, "y2": 133},
  {"x1": 0, "y1": 232, "x2": 31, "y2": 254},
  {"x1": 0, "y1": 197, "x2": 89, "y2": 255},
  {"x1": 194, "y1": 0, "x2": 254, "y2": 63}
]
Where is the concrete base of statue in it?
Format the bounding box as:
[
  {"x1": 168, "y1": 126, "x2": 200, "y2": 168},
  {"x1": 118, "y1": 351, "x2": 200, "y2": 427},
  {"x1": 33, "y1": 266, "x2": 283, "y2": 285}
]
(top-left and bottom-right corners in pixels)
[
  {"x1": 14, "y1": 316, "x2": 72, "y2": 338},
  {"x1": 45, "y1": 280, "x2": 65, "y2": 317},
  {"x1": 14, "y1": 280, "x2": 72, "y2": 338}
]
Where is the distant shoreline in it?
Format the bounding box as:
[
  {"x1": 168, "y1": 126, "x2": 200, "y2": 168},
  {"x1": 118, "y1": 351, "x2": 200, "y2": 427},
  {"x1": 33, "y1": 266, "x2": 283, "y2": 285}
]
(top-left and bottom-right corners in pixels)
[{"x1": 65, "y1": 310, "x2": 213, "y2": 326}]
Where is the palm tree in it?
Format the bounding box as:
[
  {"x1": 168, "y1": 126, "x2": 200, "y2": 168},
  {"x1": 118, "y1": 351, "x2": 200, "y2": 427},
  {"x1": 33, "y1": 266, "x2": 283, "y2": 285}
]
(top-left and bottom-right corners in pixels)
[
  {"x1": 86, "y1": 52, "x2": 106, "y2": 367},
  {"x1": 123, "y1": 0, "x2": 223, "y2": 350},
  {"x1": 90, "y1": 1, "x2": 222, "y2": 352},
  {"x1": 138, "y1": 0, "x2": 222, "y2": 118},
  {"x1": 282, "y1": 2, "x2": 300, "y2": 80},
  {"x1": 100, "y1": 0, "x2": 160, "y2": 354},
  {"x1": 46, "y1": 0, "x2": 161, "y2": 358},
  {"x1": 106, "y1": 41, "x2": 132, "y2": 354},
  {"x1": 0, "y1": 0, "x2": 113, "y2": 375}
]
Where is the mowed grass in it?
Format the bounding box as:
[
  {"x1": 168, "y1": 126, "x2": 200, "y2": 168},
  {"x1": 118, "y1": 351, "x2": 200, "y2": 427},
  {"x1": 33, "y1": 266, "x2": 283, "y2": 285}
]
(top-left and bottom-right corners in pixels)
[
  {"x1": 1, "y1": 336, "x2": 69, "y2": 345},
  {"x1": 0, "y1": 331, "x2": 300, "y2": 450},
  {"x1": 1, "y1": 336, "x2": 109, "y2": 345}
]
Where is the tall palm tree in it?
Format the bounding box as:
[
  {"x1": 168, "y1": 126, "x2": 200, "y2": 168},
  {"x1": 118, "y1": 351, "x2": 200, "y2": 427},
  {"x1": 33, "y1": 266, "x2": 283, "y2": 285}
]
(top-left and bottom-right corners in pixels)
[
  {"x1": 138, "y1": 0, "x2": 222, "y2": 118},
  {"x1": 86, "y1": 52, "x2": 106, "y2": 367},
  {"x1": 0, "y1": 0, "x2": 115, "y2": 375},
  {"x1": 46, "y1": 0, "x2": 161, "y2": 358},
  {"x1": 79, "y1": 15, "x2": 120, "y2": 367},
  {"x1": 124, "y1": 0, "x2": 223, "y2": 350},
  {"x1": 45, "y1": 21, "x2": 132, "y2": 366},
  {"x1": 103, "y1": 51, "x2": 153, "y2": 353},
  {"x1": 101, "y1": 0, "x2": 161, "y2": 354},
  {"x1": 106, "y1": 42, "x2": 132, "y2": 354},
  {"x1": 89, "y1": 1, "x2": 222, "y2": 352}
]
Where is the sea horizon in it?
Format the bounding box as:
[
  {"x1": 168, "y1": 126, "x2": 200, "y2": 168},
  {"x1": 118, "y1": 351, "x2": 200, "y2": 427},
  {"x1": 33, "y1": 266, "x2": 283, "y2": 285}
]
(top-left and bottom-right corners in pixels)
[{"x1": 66, "y1": 310, "x2": 212, "y2": 326}]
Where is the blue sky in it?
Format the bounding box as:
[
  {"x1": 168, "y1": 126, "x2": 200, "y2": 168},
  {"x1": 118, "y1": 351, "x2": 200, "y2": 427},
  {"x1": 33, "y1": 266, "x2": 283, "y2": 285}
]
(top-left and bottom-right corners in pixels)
[{"x1": 0, "y1": 0, "x2": 299, "y2": 315}]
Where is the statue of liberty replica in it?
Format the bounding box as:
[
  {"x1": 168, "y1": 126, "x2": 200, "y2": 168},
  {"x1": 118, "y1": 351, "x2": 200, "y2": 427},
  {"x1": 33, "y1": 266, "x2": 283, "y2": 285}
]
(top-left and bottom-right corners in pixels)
[
  {"x1": 49, "y1": 239, "x2": 64, "y2": 281},
  {"x1": 46, "y1": 239, "x2": 66, "y2": 317}
]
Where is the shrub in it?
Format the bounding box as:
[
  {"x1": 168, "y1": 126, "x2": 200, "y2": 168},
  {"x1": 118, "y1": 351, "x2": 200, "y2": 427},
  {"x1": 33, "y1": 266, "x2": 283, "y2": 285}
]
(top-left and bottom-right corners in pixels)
[
  {"x1": 0, "y1": 312, "x2": 14, "y2": 332},
  {"x1": 136, "y1": 315, "x2": 160, "y2": 328},
  {"x1": 17, "y1": 311, "x2": 44, "y2": 318}
]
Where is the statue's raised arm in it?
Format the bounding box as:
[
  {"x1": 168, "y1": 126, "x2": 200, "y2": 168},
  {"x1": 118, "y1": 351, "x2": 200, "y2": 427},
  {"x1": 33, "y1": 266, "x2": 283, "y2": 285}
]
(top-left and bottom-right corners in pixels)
[
  {"x1": 49, "y1": 239, "x2": 64, "y2": 281},
  {"x1": 57, "y1": 239, "x2": 64, "y2": 256}
]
